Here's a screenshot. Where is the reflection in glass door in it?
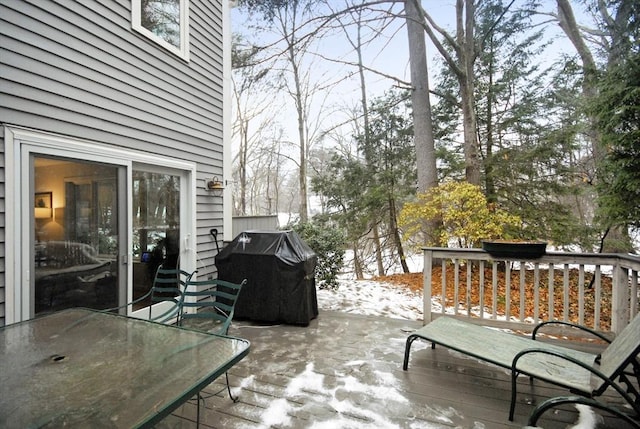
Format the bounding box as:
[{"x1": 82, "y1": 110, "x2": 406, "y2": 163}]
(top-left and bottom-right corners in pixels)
[
  {"x1": 33, "y1": 157, "x2": 120, "y2": 315},
  {"x1": 132, "y1": 171, "x2": 181, "y2": 308}
]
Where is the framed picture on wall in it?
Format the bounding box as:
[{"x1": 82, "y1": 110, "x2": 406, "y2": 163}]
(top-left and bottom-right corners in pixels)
[{"x1": 35, "y1": 192, "x2": 52, "y2": 219}]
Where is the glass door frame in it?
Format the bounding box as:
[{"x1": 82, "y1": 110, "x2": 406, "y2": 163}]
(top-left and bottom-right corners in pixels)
[
  {"x1": 4, "y1": 126, "x2": 197, "y2": 323},
  {"x1": 129, "y1": 164, "x2": 191, "y2": 321}
]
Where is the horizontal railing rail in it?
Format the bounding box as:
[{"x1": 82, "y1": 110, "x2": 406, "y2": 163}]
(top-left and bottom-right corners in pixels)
[{"x1": 422, "y1": 247, "x2": 640, "y2": 334}]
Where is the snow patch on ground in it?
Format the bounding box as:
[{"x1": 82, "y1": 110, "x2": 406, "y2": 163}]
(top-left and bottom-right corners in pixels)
[
  {"x1": 315, "y1": 277, "x2": 600, "y2": 429},
  {"x1": 523, "y1": 403, "x2": 603, "y2": 429},
  {"x1": 317, "y1": 279, "x2": 424, "y2": 321},
  {"x1": 249, "y1": 361, "x2": 413, "y2": 429}
]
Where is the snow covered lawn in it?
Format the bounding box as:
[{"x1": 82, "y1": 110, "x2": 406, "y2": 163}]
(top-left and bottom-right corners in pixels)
[{"x1": 317, "y1": 278, "x2": 424, "y2": 321}]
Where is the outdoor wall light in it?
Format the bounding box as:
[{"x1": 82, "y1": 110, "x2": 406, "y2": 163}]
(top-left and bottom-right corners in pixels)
[{"x1": 206, "y1": 176, "x2": 224, "y2": 197}]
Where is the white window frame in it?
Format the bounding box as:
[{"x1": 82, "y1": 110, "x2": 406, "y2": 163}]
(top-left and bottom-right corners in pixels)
[
  {"x1": 132, "y1": 0, "x2": 190, "y2": 61},
  {"x1": 4, "y1": 126, "x2": 197, "y2": 323}
]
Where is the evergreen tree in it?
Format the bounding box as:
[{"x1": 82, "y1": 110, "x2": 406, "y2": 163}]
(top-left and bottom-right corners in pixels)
[
  {"x1": 431, "y1": 1, "x2": 586, "y2": 245},
  {"x1": 312, "y1": 90, "x2": 416, "y2": 274},
  {"x1": 593, "y1": 52, "x2": 640, "y2": 229}
]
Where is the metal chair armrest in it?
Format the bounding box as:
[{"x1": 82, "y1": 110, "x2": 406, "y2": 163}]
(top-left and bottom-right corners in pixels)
[{"x1": 532, "y1": 320, "x2": 611, "y2": 344}]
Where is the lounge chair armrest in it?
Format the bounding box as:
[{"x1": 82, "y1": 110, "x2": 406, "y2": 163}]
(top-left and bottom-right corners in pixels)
[
  {"x1": 532, "y1": 320, "x2": 611, "y2": 344},
  {"x1": 510, "y1": 348, "x2": 640, "y2": 421},
  {"x1": 512, "y1": 347, "x2": 606, "y2": 381},
  {"x1": 512, "y1": 347, "x2": 639, "y2": 409}
]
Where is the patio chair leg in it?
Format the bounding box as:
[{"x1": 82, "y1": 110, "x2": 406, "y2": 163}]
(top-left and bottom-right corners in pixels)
[
  {"x1": 226, "y1": 372, "x2": 239, "y2": 403},
  {"x1": 509, "y1": 370, "x2": 519, "y2": 421},
  {"x1": 196, "y1": 391, "x2": 202, "y2": 428},
  {"x1": 403, "y1": 335, "x2": 420, "y2": 370}
]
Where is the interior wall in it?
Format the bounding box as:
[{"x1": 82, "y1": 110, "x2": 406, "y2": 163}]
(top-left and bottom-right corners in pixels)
[{"x1": 35, "y1": 160, "x2": 116, "y2": 242}]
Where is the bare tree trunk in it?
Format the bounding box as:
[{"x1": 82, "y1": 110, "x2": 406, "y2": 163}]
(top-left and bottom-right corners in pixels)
[
  {"x1": 405, "y1": 0, "x2": 437, "y2": 193},
  {"x1": 239, "y1": 120, "x2": 248, "y2": 215},
  {"x1": 410, "y1": 0, "x2": 488, "y2": 186},
  {"x1": 353, "y1": 241, "x2": 364, "y2": 280},
  {"x1": 484, "y1": 42, "x2": 496, "y2": 203},
  {"x1": 556, "y1": 0, "x2": 599, "y2": 145},
  {"x1": 458, "y1": 0, "x2": 481, "y2": 186},
  {"x1": 389, "y1": 196, "x2": 410, "y2": 273},
  {"x1": 372, "y1": 223, "x2": 384, "y2": 276},
  {"x1": 352, "y1": 6, "x2": 385, "y2": 275},
  {"x1": 460, "y1": 81, "x2": 481, "y2": 185},
  {"x1": 288, "y1": 43, "x2": 309, "y2": 223},
  {"x1": 232, "y1": 78, "x2": 249, "y2": 216},
  {"x1": 231, "y1": 58, "x2": 279, "y2": 216}
]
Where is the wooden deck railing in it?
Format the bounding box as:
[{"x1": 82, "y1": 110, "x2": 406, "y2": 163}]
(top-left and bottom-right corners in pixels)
[{"x1": 422, "y1": 247, "x2": 640, "y2": 334}]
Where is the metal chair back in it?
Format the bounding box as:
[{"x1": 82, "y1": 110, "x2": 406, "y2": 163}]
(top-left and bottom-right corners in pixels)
[{"x1": 179, "y1": 277, "x2": 246, "y2": 335}]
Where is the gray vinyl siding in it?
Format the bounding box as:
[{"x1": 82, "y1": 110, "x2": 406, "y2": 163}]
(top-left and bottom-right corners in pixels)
[{"x1": 0, "y1": 0, "x2": 226, "y2": 324}]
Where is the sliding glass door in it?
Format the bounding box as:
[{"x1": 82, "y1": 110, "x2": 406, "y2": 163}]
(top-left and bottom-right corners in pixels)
[
  {"x1": 32, "y1": 161, "x2": 188, "y2": 317},
  {"x1": 6, "y1": 126, "x2": 196, "y2": 323},
  {"x1": 131, "y1": 170, "x2": 181, "y2": 310},
  {"x1": 33, "y1": 157, "x2": 123, "y2": 315}
]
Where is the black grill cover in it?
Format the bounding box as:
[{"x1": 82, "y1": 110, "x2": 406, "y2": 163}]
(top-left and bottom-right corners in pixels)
[{"x1": 215, "y1": 230, "x2": 318, "y2": 325}]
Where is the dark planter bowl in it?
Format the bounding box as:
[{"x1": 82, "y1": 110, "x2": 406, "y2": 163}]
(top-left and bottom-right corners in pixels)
[{"x1": 481, "y1": 240, "x2": 547, "y2": 259}]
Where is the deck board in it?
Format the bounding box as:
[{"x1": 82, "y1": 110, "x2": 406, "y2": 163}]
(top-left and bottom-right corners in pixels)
[{"x1": 161, "y1": 311, "x2": 637, "y2": 428}]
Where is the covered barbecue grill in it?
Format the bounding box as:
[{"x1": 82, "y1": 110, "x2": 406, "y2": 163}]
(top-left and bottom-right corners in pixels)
[{"x1": 215, "y1": 230, "x2": 318, "y2": 325}]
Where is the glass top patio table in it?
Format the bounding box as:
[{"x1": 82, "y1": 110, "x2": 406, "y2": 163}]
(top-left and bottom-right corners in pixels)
[{"x1": 0, "y1": 308, "x2": 250, "y2": 428}]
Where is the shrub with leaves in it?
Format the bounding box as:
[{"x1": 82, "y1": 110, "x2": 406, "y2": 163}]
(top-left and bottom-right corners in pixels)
[
  {"x1": 399, "y1": 181, "x2": 521, "y2": 248},
  {"x1": 287, "y1": 221, "x2": 345, "y2": 290}
]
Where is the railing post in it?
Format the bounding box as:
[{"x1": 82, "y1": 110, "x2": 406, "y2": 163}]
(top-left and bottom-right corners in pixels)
[
  {"x1": 423, "y1": 248, "x2": 433, "y2": 325},
  {"x1": 611, "y1": 263, "x2": 629, "y2": 334}
]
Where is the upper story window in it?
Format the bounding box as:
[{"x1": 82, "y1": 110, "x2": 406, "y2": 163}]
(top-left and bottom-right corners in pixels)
[{"x1": 132, "y1": 0, "x2": 190, "y2": 61}]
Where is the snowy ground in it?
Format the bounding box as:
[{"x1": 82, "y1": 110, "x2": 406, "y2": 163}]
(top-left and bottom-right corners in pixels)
[
  {"x1": 316, "y1": 252, "x2": 427, "y2": 322},
  {"x1": 317, "y1": 278, "x2": 425, "y2": 321},
  {"x1": 315, "y1": 277, "x2": 600, "y2": 429}
]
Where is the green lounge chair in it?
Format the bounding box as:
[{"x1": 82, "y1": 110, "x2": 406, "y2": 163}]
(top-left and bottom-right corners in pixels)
[{"x1": 403, "y1": 314, "x2": 640, "y2": 425}]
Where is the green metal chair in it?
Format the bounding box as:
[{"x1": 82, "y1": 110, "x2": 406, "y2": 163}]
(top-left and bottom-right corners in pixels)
[
  {"x1": 179, "y1": 276, "x2": 247, "y2": 402},
  {"x1": 179, "y1": 277, "x2": 246, "y2": 335},
  {"x1": 102, "y1": 266, "x2": 193, "y2": 323},
  {"x1": 146, "y1": 267, "x2": 194, "y2": 323}
]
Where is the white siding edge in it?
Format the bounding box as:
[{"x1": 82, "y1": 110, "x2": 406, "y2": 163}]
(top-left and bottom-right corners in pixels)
[{"x1": 222, "y1": 0, "x2": 233, "y2": 242}]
